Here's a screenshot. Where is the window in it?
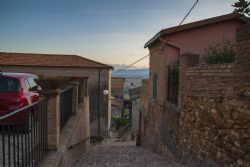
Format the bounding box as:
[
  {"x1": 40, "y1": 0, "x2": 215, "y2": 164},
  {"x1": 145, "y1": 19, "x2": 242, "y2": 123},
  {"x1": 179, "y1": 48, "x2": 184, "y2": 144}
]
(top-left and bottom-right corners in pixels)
[
  {"x1": 26, "y1": 77, "x2": 38, "y2": 91},
  {"x1": 0, "y1": 77, "x2": 20, "y2": 93},
  {"x1": 152, "y1": 74, "x2": 157, "y2": 100}
]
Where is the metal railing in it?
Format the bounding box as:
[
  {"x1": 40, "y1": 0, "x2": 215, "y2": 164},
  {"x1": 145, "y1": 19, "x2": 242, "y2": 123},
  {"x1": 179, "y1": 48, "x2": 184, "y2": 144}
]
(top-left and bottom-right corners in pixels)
[
  {"x1": 60, "y1": 88, "x2": 73, "y2": 129},
  {"x1": 0, "y1": 98, "x2": 48, "y2": 167}
]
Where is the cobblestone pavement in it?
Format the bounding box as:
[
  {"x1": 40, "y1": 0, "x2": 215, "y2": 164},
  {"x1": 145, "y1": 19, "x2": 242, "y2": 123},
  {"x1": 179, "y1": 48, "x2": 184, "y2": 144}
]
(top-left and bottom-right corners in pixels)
[{"x1": 75, "y1": 142, "x2": 184, "y2": 167}]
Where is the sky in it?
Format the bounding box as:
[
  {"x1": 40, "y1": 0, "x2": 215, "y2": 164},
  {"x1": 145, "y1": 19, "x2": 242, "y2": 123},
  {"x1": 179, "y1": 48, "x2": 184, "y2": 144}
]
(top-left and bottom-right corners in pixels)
[{"x1": 0, "y1": 0, "x2": 238, "y2": 68}]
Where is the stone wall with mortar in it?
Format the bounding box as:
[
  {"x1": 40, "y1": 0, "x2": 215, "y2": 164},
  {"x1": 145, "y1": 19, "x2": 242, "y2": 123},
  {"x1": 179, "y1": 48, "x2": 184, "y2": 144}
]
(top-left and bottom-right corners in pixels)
[
  {"x1": 179, "y1": 62, "x2": 249, "y2": 166},
  {"x1": 140, "y1": 24, "x2": 250, "y2": 167}
]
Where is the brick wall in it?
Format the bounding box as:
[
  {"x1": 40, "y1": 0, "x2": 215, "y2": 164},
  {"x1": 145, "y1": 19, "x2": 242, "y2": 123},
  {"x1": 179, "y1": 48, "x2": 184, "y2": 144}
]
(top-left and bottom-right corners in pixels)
[
  {"x1": 180, "y1": 24, "x2": 250, "y2": 166},
  {"x1": 138, "y1": 79, "x2": 149, "y2": 146},
  {"x1": 149, "y1": 42, "x2": 167, "y2": 105},
  {"x1": 40, "y1": 95, "x2": 90, "y2": 167},
  {"x1": 180, "y1": 63, "x2": 236, "y2": 98},
  {"x1": 141, "y1": 79, "x2": 150, "y2": 112},
  {"x1": 140, "y1": 24, "x2": 250, "y2": 167},
  {"x1": 179, "y1": 60, "x2": 249, "y2": 166},
  {"x1": 148, "y1": 40, "x2": 180, "y2": 105}
]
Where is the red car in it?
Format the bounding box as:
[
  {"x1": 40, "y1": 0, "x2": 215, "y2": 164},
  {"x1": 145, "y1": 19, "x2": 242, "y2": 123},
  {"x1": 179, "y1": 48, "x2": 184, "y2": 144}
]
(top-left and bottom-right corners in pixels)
[{"x1": 0, "y1": 72, "x2": 40, "y2": 125}]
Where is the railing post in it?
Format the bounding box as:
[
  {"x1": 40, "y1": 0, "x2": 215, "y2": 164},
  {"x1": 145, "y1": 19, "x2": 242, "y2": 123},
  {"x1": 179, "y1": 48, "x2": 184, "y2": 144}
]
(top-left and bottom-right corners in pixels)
[{"x1": 43, "y1": 90, "x2": 61, "y2": 150}]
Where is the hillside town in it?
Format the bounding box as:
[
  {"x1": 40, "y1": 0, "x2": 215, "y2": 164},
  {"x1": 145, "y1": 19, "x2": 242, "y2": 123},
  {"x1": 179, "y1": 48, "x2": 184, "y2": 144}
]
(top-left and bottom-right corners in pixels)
[{"x1": 0, "y1": 0, "x2": 250, "y2": 167}]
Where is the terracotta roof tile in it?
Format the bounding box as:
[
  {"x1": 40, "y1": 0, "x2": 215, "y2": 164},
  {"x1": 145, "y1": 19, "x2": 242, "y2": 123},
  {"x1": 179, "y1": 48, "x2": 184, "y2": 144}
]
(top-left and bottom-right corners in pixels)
[{"x1": 0, "y1": 52, "x2": 113, "y2": 69}]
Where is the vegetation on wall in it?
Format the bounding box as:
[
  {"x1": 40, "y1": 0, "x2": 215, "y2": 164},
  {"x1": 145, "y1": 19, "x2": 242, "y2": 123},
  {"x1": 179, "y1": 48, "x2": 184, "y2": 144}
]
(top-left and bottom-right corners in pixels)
[{"x1": 204, "y1": 38, "x2": 236, "y2": 64}]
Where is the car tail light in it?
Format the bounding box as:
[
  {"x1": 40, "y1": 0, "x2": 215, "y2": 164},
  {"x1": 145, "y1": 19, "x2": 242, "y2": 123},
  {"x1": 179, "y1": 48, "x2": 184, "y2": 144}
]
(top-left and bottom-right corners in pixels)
[{"x1": 16, "y1": 92, "x2": 26, "y2": 107}]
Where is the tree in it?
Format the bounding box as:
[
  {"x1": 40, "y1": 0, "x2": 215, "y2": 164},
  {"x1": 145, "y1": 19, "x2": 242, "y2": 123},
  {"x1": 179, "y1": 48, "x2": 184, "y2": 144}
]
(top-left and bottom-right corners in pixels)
[{"x1": 232, "y1": 0, "x2": 250, "y2": 17}]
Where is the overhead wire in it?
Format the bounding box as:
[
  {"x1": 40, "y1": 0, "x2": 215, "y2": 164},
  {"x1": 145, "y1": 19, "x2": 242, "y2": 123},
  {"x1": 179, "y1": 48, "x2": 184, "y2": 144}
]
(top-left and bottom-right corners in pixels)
[
  {"x1": 111, "y1": 55, "x2": 149, "y2": 75},
  {"x1": 111, "y1": 0, "x2": 199, "y2": 81}
]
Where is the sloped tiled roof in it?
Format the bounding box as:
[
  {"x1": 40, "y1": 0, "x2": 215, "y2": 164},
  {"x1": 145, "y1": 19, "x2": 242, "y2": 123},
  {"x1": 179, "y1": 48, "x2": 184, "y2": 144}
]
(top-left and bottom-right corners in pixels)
[
  {"x1": 0, "y1": 52, "x2": 113, "y2": 69},
  {"x1": 144, "y1": 12, "x2": 249, "y2": 48}
]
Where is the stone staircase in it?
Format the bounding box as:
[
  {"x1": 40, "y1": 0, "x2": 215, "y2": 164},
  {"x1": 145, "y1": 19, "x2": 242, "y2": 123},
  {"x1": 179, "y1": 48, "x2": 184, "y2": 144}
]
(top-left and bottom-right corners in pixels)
[{"x1": 74, "y1": 142, "x2": 183, "y2": 167}]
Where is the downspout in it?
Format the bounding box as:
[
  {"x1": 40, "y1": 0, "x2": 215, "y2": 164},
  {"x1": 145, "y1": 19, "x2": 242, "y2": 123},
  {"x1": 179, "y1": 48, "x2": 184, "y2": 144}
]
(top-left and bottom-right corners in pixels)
[{"x1": 98, "y1": 69, "x2": 101, "y2": 135}]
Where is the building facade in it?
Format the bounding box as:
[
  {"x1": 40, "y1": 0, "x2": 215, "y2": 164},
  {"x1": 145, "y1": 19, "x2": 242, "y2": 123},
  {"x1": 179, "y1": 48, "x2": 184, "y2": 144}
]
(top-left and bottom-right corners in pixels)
[
  {"x1": 0, "y1": 52, "x2": 113, "y2": 136},
  {"x1": 144, "y1": 12, "x2": 249, "y2": 105},
  {"x1": 139, "y1": 13, "x2": 250, "y2": 166}
]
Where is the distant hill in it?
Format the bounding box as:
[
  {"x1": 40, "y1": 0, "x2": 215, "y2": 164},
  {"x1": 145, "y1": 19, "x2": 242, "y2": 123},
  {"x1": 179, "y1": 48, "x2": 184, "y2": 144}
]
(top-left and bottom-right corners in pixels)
[{"x1": 112, "y1": 68, "x2": 149, "y2": 79}]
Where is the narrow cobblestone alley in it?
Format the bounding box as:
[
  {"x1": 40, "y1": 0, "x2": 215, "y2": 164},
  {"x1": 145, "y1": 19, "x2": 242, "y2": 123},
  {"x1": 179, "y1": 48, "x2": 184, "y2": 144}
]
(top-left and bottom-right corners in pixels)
[{"x1": 74, "y1": 142, "x2": 184, "y2": 167}]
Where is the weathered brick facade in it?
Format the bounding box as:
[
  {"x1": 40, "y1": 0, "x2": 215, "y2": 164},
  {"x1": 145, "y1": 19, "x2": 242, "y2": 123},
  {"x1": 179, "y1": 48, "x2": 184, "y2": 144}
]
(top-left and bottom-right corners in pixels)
[{"x1": 140, "y1": 24, "x2": 250, "y2": 166}]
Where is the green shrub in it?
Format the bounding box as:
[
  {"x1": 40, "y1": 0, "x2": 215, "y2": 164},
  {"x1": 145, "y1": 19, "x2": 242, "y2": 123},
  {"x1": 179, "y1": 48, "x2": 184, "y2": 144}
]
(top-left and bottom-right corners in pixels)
[
  {"x1": 204, "y1": 38, "x2": 235, "y2": 64},
  {"x1": 90, "y1": 135, "x2": 104, "y2": 144},
  {"x1": 112, "y1": 117, "x2": 129, "y2": 130}
]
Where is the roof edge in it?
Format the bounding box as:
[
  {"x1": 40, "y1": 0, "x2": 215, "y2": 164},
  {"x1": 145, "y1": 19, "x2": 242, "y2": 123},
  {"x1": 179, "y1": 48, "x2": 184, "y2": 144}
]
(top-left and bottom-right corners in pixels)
[
  {"x1": 73, "y1": 55, "x2": 113, "y2": 69},
  {"x1": 0, "y1": 64, "x2": 113, "y2": 69},
  {"x1": 0, "y1": 52, "x2": 113, "y2": 69},
  {"x1": 144, "y1": 12, "x2": 249, "y2": 49}
]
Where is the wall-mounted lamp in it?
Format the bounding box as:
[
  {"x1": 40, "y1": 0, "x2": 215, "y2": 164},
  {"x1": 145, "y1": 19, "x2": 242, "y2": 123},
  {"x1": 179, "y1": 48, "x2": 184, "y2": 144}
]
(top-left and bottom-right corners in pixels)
[{"x1": 103, "y1": 90, "x2": 109, "y2": 96}]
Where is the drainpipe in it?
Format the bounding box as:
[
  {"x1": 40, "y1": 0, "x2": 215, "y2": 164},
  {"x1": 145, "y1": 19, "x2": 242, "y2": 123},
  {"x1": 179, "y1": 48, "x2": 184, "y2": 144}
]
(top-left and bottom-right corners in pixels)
[{"x1": 98, "y1": 69, "x2": 101, "y2": 135}]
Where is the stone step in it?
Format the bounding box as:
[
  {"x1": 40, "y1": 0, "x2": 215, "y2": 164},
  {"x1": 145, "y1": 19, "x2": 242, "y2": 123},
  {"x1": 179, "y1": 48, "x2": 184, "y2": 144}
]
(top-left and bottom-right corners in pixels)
[
  {"x1": 76, "y1": 161, "x2": 180, "y2": 167},
  {"x1": 74, "y1": 142, "x2": 183, "y2": 167}
]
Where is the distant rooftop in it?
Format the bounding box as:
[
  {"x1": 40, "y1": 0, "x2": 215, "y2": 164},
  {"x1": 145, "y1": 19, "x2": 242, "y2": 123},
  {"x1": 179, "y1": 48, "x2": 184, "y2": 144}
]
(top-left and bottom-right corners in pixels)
[{"x1": 0, "y1": 52, "x2": 113, "y2": 69}]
